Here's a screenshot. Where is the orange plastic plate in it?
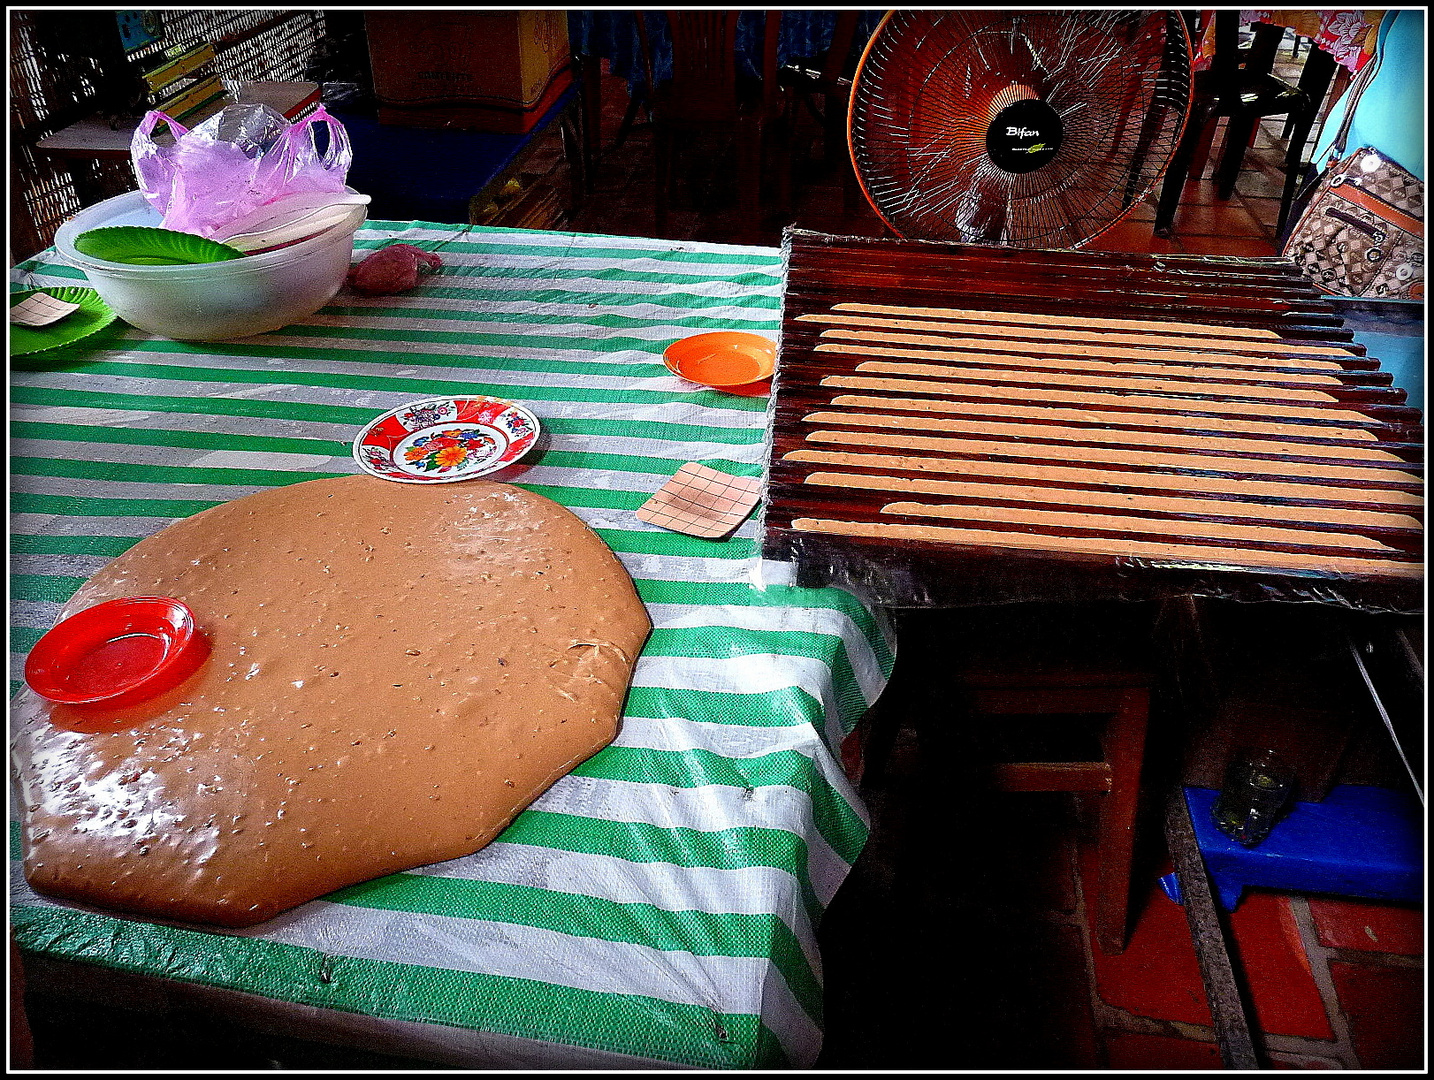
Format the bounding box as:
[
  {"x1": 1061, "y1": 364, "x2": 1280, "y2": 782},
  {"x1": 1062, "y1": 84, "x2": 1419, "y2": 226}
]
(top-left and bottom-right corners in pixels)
[{"x1": 663, "y1": 332, "x2": 776, "y2": 393}]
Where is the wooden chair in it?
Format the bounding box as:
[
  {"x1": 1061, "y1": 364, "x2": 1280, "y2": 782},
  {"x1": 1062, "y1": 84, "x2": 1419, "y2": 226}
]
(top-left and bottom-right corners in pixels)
[
  {"x1": 1155, "y1": 11, "x2": 1330, "y2": 237},
  {"x1": 863, "y1": 604, "x2": 1156, "y2": 956},
  {"x1": 636, "y1": 11, "x2": 788, "y2": 240},
  {"x1": 960, "y1": 661, "x2": 1151, "y2": 956}
]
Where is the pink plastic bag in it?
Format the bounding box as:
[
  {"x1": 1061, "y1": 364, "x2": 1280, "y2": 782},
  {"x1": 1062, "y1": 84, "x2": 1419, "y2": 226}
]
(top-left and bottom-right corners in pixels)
[{"x1": 131, "y1": 103, "x2": 352, "y2": 239}]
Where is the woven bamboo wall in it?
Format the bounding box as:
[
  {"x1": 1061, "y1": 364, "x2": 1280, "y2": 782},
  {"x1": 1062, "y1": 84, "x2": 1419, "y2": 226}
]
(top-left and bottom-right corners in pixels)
[{"x1": 9, "y1": 9, "x2": 327, "y2": 260}]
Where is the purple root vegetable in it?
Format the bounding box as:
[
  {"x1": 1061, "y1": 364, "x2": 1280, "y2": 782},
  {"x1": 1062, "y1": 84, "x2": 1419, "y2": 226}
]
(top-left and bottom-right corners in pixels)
[{"x1": 347, "y1": 243, "x2": 443, "y2": 295}]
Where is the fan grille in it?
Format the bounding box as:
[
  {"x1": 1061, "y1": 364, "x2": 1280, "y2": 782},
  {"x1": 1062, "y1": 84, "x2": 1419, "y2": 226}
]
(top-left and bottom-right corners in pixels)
[{"x1": 849, "y1": 10, "x2": 1191, "y2": 247}]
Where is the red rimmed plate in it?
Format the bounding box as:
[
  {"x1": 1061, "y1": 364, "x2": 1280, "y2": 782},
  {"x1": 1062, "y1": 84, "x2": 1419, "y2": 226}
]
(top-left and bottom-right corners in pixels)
[
  {"x1": 24, "y1": 596, "x2": 210, "y2": 710},
  {"x1": 353, "y1": 396, "x2": 541, "y2": 484}
]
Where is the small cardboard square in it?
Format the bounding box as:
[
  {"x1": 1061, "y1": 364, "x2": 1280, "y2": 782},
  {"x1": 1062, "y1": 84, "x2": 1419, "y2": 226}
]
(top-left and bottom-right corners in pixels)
[
  {"x1": 637, "y1": 463, "x2": 762, "y2": 539},
  {"x1": 10, "y1": 292, "x2": 80, "y2": 327}
]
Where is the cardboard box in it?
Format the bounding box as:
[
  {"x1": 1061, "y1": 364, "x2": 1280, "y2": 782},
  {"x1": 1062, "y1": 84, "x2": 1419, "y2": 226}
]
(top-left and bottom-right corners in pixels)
[{"x1": 367, "y1": 11, "x2": 571, "y2": 133}]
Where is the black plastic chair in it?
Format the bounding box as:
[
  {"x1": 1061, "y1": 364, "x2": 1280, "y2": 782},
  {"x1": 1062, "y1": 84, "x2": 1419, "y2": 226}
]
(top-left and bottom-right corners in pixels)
[{"x1": 1154, "y1": 11, "x2": 1333, "y2": 237}]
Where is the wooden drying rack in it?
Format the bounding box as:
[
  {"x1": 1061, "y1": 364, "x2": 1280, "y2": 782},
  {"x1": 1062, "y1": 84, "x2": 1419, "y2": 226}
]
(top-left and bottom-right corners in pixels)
[{"x1": 763, "y1": 231, "x2": 1423, "y2": 612}]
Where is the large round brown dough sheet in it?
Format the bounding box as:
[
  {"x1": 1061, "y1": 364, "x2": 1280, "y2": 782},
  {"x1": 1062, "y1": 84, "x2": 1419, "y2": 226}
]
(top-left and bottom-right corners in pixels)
[{"x1": 13, "y1": 475, "x2": 651, "y2": 927}]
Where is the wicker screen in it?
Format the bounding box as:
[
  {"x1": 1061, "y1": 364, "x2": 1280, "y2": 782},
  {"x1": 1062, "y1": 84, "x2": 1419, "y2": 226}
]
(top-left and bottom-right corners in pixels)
[{"x1": 10, "y1": 9, "x2": 327, "y2": 259}]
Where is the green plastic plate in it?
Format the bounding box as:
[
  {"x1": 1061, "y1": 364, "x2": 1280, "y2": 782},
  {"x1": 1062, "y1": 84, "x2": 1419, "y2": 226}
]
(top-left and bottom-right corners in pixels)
[
  {"x1": 72, "y1": 226, "x2": 245, "y2": 265},
  {"x1": 9, "y1": 287, "x2": 118, "y2": 356}
]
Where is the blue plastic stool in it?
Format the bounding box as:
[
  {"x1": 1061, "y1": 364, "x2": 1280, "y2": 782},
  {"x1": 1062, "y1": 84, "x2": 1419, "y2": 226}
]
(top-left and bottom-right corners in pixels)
[{"x1": 1161, "y1": 785, "x2": 1423, "y2": 911}]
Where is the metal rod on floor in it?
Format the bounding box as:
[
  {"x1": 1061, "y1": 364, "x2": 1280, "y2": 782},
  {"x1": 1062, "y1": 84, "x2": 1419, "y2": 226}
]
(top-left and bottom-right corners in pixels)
[
  {"x1": 1164, "y1": 786, "x2": 1262, "y2": 1069},
  {"x1": 1345, "y1": 634, "x2": 1424, "y2": 804}
]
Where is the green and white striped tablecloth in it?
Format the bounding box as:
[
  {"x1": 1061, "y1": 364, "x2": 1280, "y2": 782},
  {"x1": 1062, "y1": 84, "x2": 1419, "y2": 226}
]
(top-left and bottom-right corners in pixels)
[{"x1": 8, "y1": 222, "x2": 893, "y2": 1069}]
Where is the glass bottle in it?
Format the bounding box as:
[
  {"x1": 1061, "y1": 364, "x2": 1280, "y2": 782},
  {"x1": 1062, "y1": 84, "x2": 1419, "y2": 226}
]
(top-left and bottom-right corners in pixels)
[{"x1": 1211, "y1": 747, "x2": 1296, "y2": 847}]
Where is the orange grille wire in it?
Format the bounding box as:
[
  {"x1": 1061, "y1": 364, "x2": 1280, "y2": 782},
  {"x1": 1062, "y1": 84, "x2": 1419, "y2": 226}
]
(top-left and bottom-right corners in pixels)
[{"x1": 849, "y1": 11, "x2": 1191, "y2": 248}]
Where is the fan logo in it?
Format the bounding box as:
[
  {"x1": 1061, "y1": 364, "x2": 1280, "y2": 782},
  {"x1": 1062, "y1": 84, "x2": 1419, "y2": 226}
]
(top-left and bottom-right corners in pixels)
[
  {"x1": 987, "y1": 99, "x2": 1064, "y2": 174},
  {"x1": 1007, "y1": 127, "x2": 1048, "y2": 153}
]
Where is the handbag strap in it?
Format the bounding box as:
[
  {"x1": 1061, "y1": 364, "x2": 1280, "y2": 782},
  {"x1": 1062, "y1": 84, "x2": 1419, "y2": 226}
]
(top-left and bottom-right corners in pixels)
[{"x1": 1327, "y1": 45, "x2": 1383, "y2": 160}]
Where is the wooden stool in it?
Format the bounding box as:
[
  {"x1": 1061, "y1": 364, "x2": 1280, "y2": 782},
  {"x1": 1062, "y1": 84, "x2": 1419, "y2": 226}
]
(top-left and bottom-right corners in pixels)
[
  {"x1": 863, "y1": 604, "x2": 1156, "y2": 956},
  {"x1": 960, "y1": 663, "x2": 1151, "y2": 956}
]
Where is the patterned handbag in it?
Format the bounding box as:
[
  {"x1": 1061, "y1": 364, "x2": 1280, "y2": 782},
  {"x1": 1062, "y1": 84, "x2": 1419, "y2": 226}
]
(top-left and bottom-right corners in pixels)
[{"x1": 1281, "y1": 51, "x2": 1425, "y2": 301}]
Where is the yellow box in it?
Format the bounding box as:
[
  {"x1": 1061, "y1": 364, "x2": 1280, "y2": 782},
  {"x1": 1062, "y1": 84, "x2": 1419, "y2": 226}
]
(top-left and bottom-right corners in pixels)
[{"x1": 367, "y1": 11, "x2": 570, "y2": 131}]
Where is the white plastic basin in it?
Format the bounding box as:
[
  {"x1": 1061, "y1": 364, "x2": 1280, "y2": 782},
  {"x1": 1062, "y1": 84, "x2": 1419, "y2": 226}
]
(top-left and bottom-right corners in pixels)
[{"x1": 53, "y1": 189, "x2": 367, "y2": 342}]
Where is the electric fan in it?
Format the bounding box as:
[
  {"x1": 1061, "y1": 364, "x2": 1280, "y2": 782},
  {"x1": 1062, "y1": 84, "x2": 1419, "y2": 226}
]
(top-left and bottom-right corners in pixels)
[{"x1": 848, "y1": 10, "x2": 1192, "y2": 247}]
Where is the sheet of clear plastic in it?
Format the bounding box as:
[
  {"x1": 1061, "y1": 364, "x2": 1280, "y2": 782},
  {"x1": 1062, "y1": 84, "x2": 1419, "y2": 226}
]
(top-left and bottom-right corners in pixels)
[
  {"x1": 9, "y1": 222, "x2": 893, "y2": 1069},
  {"x1": 132, "y1": 103, "x2": 352, "y2": 239}
]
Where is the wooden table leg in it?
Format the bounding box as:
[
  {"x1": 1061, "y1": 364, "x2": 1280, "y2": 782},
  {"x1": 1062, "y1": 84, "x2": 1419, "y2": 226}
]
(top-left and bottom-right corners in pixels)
[
  {"x1": 576, "y1": 54, "x2": 602, "y2": 171},
  {"x1": 559, "y1": 106, "x2": 587, "y2": 217},
  {"x1": 1093, "y1": 687, "x2": 1149, "y2": 956}
]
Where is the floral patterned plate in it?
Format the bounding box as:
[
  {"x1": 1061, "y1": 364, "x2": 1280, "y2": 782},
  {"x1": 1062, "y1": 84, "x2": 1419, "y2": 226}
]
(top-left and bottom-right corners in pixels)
[{"x1": 352, "y1": 396, "x2": 541, "y2": 484}]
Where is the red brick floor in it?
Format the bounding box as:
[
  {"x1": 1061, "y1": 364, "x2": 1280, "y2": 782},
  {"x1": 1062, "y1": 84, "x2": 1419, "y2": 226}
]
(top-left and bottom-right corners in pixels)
[
  {"x1": 1328, "y1": 959, "x2": 1425, "y2": 1068},
  {"x1": 1106, "y1": 1032, "x2": 1225, "y2": 1070},
  {"x1": 1077, "y1": 849, "x2": 1423, "y2": 1069},
  {"x1": 1085, "y1": 857, "x2": 1335, "y2": 1041},
  {"x1": 1308, "y1": 896, "x2": 1423, "y2": 957}
]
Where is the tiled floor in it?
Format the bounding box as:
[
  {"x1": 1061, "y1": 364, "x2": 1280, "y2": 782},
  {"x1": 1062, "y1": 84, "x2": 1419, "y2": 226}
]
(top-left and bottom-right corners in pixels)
[
  {"x1": 566, "y1": 63, "x2": 1302, "y2": 258},
  {"x1": 1083, "y1": 118, "x2": 1293, "y2": 260}
]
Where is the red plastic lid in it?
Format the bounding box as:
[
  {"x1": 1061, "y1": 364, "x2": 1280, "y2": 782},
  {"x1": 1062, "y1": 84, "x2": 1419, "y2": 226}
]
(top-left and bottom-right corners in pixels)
[{"x1": 23, "y1": 596, "x2": 210, "y2": 709}]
